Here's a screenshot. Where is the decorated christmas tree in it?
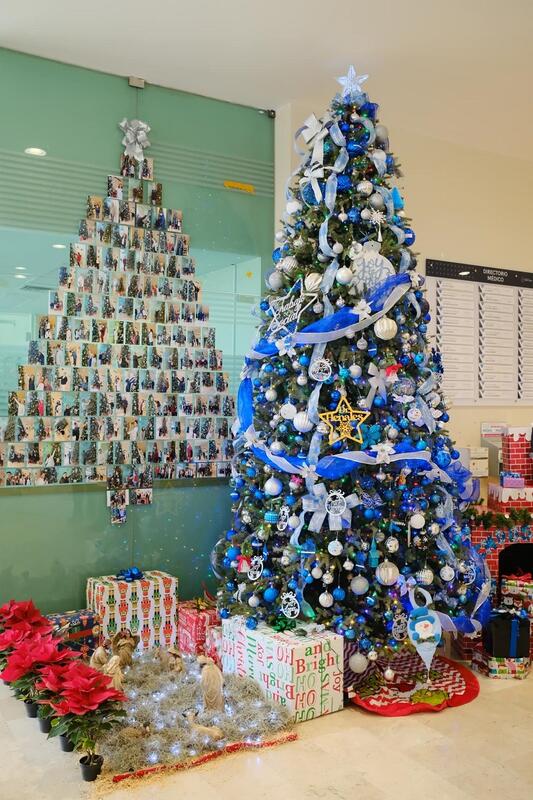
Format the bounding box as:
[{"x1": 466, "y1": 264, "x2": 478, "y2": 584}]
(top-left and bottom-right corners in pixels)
[{"x1": 215, "y1": 68, "x2": 490, "y2": 669}]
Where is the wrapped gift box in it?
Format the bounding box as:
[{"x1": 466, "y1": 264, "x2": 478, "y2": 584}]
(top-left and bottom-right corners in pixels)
[
  {"x1": 47, "y1": 608, "x2": 100, "y2": 657},
  {"x1": 177, "y1": 600, "x2": 219, "y2": 655},
  {"x1": 222, "y1": 616, "x2": 344, "y2": 722},
  {"x1": 500, "y1": 472, "x2": 525, "y2": 488},
  {"x1": 86, "y1": 570, "x2": 178, "y2": 650},
  {"x1": 472, "y1": 647, "x2": 530, "y2": 679},
  {"x1": 482, "y1": 609, "x2": 530, "y2": 658},
  {"x1": 205, "y1": 624, "x2": 223, "y2": 667},
  {"x1": 501, "y1": 575, "x2": 533, "y2": 612}
]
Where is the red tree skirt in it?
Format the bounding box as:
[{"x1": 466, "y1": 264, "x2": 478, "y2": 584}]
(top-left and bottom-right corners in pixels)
[
  {"x1": 348, "y1": 654, "x2": 479, "y2": 717},
  {"x1": 111, "y1": 731, "x2": 298, "y2": 783}
]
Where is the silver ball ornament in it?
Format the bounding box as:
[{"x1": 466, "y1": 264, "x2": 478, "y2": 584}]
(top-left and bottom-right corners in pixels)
[
  {"x1": 409, "y1": 513, "x2": 426, "y2": 530},
  {"x1": 440, "y1": 565, "x2": 455, "y2": 582},
  {"x1": 248, "y1": 595, "x2": 260, "y2": 608},
  {"x1": 292, "y1": 411, "x2": 314, "y2": 433},
  {"x1": 280, "y1": 403, "x2": 296, "y2": 420},
  {"x1": 367, "y1": 650, "x2": 378, "y2": 662},
  {"x1": 356, "y1": 180, "x2": 373, "y2": 197},
  {"x1": 318, "y1": 590, "x2": 334, "y2": 608},
  {"x1": 350, "y1": 575, "x2": 369, "y2": 595},
  {"x1": 311, "y1": 566, "x2": 323, "y2": 580},
  {"x1": 349, "y1": 364, "x2": 362, "y2": 378},
  {"x1": 322, "y1": 571, "x2": 334, "y2": 585},
  {"x1": 270, "y1": 440, "x2": 284, "y2": 454},
  {"x1": 384, "y1": 667, "x2": 395, "y2": 682},
  {"x1": 267, "y1": 271, "x2": 284, "y2": 291},
  {"x1": 327, "y1": 539, "x2": 343, "y2": 557},
  {"x1": 369, "y1": 193, "x2": 385, "y2": 211},
  {"x1": 338, "y1": 212, "x2": 348, "y2": 222},
  {"x1": 335, "y1": 266, "x2": 353, "y2": 286},
  {"x1": 356, "y1": 336, "x2": 368, "y2": 351},
  {"x1": 360, "y1": 208, "x2": 372, "y2": 221},
  {"x1": 296, "y1": 374, "x2": 308, "y2": 386},
  {"x1": 348, "y1": 653, "x2": 368, "y2": 674},
  {"x1": 265, "y1": 388, "x2": 278, "y2": 402},
  {"x1": 288, "y1": 514, "x2": 300, "y2": 529},
  {"x1": 332, "y1": 242, "x2": 344, "y2": 255},
  {"x1": 264, "y1": 476, "x2": 283, "y2": 497}
]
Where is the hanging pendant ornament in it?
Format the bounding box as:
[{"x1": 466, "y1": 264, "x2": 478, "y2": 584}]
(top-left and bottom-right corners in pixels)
[
  {"x1": 459, "y1": 561, "x2": 477, "y2": 586},
  {"x1": 248, "y1": 555, "x2": 264, "y2": 581},
  {"x1": 308, "y1": 358, "x2": 332, "y2": 382},
  {"x1": 327, "y1": 539, "x2": 343, "y2": 557},
  {"x1": 277, "y1": 505, "x2": 291, "y2": 532},
  {"x1": 319, "y1": 396, "x2": 370, "y2": 445},
  {"x1": 369, "y1": 209, "x2": 386, "y2": 242},
  {"x1": 416, "y1": 566, "x2": 434, "y2": 586},
  {"x1": 324, "y1": 489, "x2": 347, "y2": 517},
  {"x1": 280, "y1": 591, "x2": 300, "y2": 619},
  {"x1": 407, "y1": 588, "x2": 442, "y2": 676},
  {"x1": 385, "y1": 536, "x2": 399, "y2": 554},
  {"x1": 391, "y1": 611, "x2": 408, "y2": 641}
]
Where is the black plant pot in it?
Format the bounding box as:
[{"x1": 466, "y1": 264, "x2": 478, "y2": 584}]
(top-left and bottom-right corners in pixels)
[
  {"x1": 38, "y1": 717, "x2": 52, "y2": 733},
  {"x1": 80, "y1": 755, "x2": 103, "y2": 782},
  {"x1": 24, "y1": 700, "x2": 38, "y2": 718},
  {"x1": 59, "y1": 734, "x2": 75, "y2": 752}
]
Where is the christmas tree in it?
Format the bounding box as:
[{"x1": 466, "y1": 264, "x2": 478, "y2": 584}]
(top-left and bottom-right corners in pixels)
[{"x1": 216, "y1": 68, "x2": 490, "y2": 664}]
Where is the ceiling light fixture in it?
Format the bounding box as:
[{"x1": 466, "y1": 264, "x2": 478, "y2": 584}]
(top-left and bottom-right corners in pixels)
[
  {"x1": 458, "y1": 270, "x2": 470, "y2": 276},
  {"x1": 24, "y1": 147, "x2": 47, "y2": 157},
  {"x1": 14, "y1": 274, "x2": 28, "y2": 279},
  {"x1": 52, "y1": 243, "x2": 66, "y2": 249},
  {"x1": 15, "y1": 266, "x2": 26, "y2": 271}
]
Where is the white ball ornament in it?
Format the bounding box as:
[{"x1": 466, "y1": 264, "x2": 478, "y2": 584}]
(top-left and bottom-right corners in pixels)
[
  {"x1": 322, "y1": 571, "x2": 334, "y2": 585},
  {"x1": 338, "y1": 212, "x2": 348, "y2": 222},
  {"x1": 327, "y1": 539, "x2": 343, "y2": 557},
  {"x1": 265, "y1": 388, "x2": 278, "y2": 402},
  {"x1": 293, "y1": 411, "x2": 314, "y2": 432},
  {"x1": 367, "y1": 650, "x2": 378, "y2": 662},
  {"x1": 348, "y1": 653, "x2": 369, "y2": 674},
  {"x1": 429, "y1": 523, "x2": 441, "y2": 535},
  {"x1": 248, "y1": 595, "x2": 260, "y2": 608},
  {"x1": 440, "y1": 565, "x2": 455, "y2": 582},
  {"x1": 286, "y1": 199, "x2": 302, "y2": 215},
  {"x1": 319, "y1": 591, "x2": 334, "y2": 608},
  {"x1": 264, "y1": 477, "x2": 283, "y2": 496},
  {"x1": 313, "y1": 302, "x2": 324, "y2": 314},
  {"x1": 376, "y1": 559, "x2": 400, "y2": 586},
  {"x1": 385, "y1": 536, "x2": 399, "y2": 554},
  {"x1": 356, "y1": 180, "x2": 373, "y2": 197},
  {"x1": 296, "y1": 374, "x2": 308, "y2": 386},
  {"x1": 407, "y1": 407, "x2": 423, "y2": 423},
  {"x1": 356, "y1": 336, "x2": 368, "y2": 351},
  {"x1": 335, "y1": 266, "x2": 353, "y2": 286},
  {"x1": 279, "y1": 256, "x2": 298, "y2": 275},
  {"x1": 280, "y1": 555, "x2": 291, "y2": 566},
  {"x1": 409, "y1": 513, "x2": 426, "y2": 530},
  {"x1": 311, "y1": 566, "x2": 323, "y2": 580},
  {"x1": 360, "y1": 208, "x2": 372, "y2": 221},
  {"x1": 304, "y1": 272, "x2": 323, "y2": 292},
  {"x1": 280, "y1": 403, "x2": 297, "y2": 420},
  {"x1": 343, "y1": 559, "x2": 354, "y2": 571},
  {"x1": 288, "y1": 515, "x2": 300, "y2": 529},
  {"x1": 369, "y1": 193, "x2": 385, "y2": 211},
  {"x1": 384, "y1": 667, "x2": 395, "y2": 682},
  {"x1": 374, "y1": 316, "x2": 398, "y2": 340},
  {"x1": 332, "y1": 242, "x2": 344, "y2": 255},
  {"x1": 267, "y1": 271, "x2": 284, "y2": 291},
  {"x1": 350, "y1": 575, "x2": 369, "y2": 595},
  {"x1": 270, "y1": 440, "x2": 284, "y2": 454},
  {"x1": 349, "y1": 364, "x2": 362, "y2": 378},
  {"x1": 275, "y1": 230, "x2": 285, "y2": 242}
]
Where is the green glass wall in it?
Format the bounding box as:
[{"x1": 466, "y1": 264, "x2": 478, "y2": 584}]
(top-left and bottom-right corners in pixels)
[{"x1": 0, "y1": 48, "x2": 274, "y2": 612}]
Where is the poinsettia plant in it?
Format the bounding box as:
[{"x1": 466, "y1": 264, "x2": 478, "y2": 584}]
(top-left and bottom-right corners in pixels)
[
  {"x1": 0, "y1": 633, "x2": 79, "y2": 701},
  {"x1": 0, "y1": 600, "x2": 54, "y2": 671},
  {"x1": 48, "y1": 662, "x2": 126, "y2": 764}
]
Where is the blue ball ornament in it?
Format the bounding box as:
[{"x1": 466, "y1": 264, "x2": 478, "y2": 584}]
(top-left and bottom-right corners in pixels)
[
  {"x1": 347, "y1": 207, "x2": 360, "y2": 223},
  {"x1": 364, "y1": 508, "x2": 375, "y2": 520},
  {"x1": 414, "y1": 353, "x2": 424, "y2": 365},
  {"x1": 332, "y1": 587, "x2": 346, "y2": 601},
  {"x1": 360, "y1": 102, "x2": 378, "y2": 119},
  {"x1": 360, "y1": 637, "x2": 371, "y2": 650},
  {"x1": 328, "y1": 401, "x2": 338, "y2": 410},
  {"x1": 222, "y1": 557, "x2": 231, "y2": 568},
  {"x1": 253, "y1": 378, "x2": 261, "y2": 387},
  {"x1": 262, "y1": 568, "x2": 272, "y2": 578},
  {"x1": 226, "y1": 546, "x2": 240, "y2": 560},
  {"x1": 331, "y1": 390, "x2": 341, "y2": 402},
  {"x1": 235, "y1": 477, "x2": 244, "y2": 489},
  {"x1": 441, "y1": 412, "x2": 449, "y2": 422},
  {"x1": 419, "y1": 323, "x2": 427, "y2": 334},
  {"x1": 399, "y1": 355, "x2": 410, "y2": 366},
  {"x1": 285, "y1": 495, "x2": 296, "y2": 506},
  {"x1": 339, "y1": 367, "x2": 350, "y2": 379},
  {"x1": 344, "y1": 629, "x2": 356, "y2": 640},
  {"x1": 301, "y1": 181, "x2": 323, "y2": 206},
  {"x1": 263, "y1": 586, "x2": 279, "y2": 603},
  {"x1": 260, "y1": 300, "x2": 269, "y2": 311},
  {"x1": 263, "y1": 364, "x2": 273, "y2": 373},
  {"x1": 415, "y1": 439, "x2": 427, "y2": 451},
  {"x1": 272, "y1": 248, "x2": 281, "y2": 263},
  {"x1": 254, "y1": 489, "x2": 264, "y2": 500},
  {"x1": 337, "y1": 174, "x2": 352, "y2": 192},
  {"x1": 347, "y1": 140, "x2": 365, "y2": 156},
  {"x1": 339, "y1": 121, "x2": 350, "y2": 133},
  {"x1": 247, "y1": 467, "x2": 256, "y2": 477},
  {"x1": 226, "y1": 581, "x2": 236, "y2": 591},
  {"x1": 288, "y1": 579, "x2": 298, "y2": 590},
  {"x1": 403, "y1": 228, "x2": 416, "y2": 246},
  {"x1": 230, "y1": 491, "x2": 240, "y2": 502},
  {"x1": 305, "y1": 575, "x2": 314, "y2": 584},
  {"x1": 435, "y1": 451, "x2": 451, "y2": 468},
  {"x1": 220, "y1": 608, "x2": 230, "y2": 619},
  {"x1": 278, "y1": 367, "x2": 288, "y2": 376},
  {"x1": 373, "y1": 395, "x2": 385, "y2": 407},
  {"x1": 386, "y1": 154, "x2": 395, "y2": 172},
  {"x1": 278, "y1": 424, "x2": 288, "y2": 434},
  {"x1": 299, "y1": 354, "x2": 310, "y2": 366},
  {"x1": 399, "y1": 417, "x2": 409, "y2": 429},
  {"x1": 451, "y1": 449, "x2": 460, "y2": 460},
  {"x1": 246, "y1": 617, "x2": 258, "y2": 629}
]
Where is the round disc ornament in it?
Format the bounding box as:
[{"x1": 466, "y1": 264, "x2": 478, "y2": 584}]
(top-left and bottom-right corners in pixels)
[
  {"x1": 391, "y1": 611, "x2": 408, "y2": 641},
  {"x1": 327, "y1": 539, "x2": 344, "y2": 557},
  {"x1": 440, "y1": 564, "x2": 455, "y2": 582},
  {"x1": 460, "y1": 562, "x2": 477, "y2": 586},
  {"x1": 277, "y1": 505, "x2": 291, "y2": 532},
  {"x1": 309, "y1": 358, "x2": 332, "y2": 382},
  {"x1": 325, "y1": 490, "x2": 347, "y2": 517},
  {"x1": 280, "y1": 591, "x2": 300, "y2": 619}
]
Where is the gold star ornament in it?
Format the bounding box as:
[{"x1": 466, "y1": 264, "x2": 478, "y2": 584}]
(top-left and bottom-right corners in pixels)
[{"x1": 319, "y1": 395, "x2": 370, "y2": 445}]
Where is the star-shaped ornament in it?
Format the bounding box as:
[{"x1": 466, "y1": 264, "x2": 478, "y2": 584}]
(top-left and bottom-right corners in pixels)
[
  {"x1": 319, "y1": 395, "x2": 370, "y2": 445},
  {"x1": 337, "y1": 66, "x2": 369, "y2": 100},
  {"x1": 267, "y1": 280, "x2": 317, "y2": 340}
]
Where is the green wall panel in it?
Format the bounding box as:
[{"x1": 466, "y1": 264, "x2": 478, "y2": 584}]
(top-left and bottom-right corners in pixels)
[{"x1": 0, "y1": 48, "x2": 272, "y2": 611}]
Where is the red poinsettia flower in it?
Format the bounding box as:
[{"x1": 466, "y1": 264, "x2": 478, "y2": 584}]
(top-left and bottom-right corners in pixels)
[
  {"x1": 51, "y1": 662, "x2": 126, "y2": 715},
  {"x1": 0, "y1": 625, "x2": 40, "y2": 652},
  {"x1": 0, "y1": 600, "x2": 53, "y2": 633},
  {"x1": 0, "y1": 635, "x2": 79, "y2": 682},
  {"x1": 35, "y1": 662, "x2": 72, "y2": 694}
]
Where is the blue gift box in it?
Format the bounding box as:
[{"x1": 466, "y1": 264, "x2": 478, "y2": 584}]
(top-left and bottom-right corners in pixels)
[{"x1": 46, "y1": 608, "x2": 101, "y2": 657}]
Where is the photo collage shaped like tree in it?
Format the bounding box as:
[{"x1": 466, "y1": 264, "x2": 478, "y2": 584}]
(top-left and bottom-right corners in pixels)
[{"x1": 0, "y1": 134, "x2": 235, "y2": 523}]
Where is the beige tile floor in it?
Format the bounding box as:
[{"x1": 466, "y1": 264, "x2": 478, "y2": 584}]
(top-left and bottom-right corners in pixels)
[{"x1": 1, "y1": 673, "x2": 532, "y2": 800}]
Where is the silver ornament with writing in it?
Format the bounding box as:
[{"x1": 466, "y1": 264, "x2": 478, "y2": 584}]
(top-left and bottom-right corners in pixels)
[
  {"x1": 309, "y1": 358, "x2": 332, "y2": 382},
  {"x1": 280, "y1": 591, "x2": 300, "y2": 618},
  {"x1": 327, "y1": 539, "x2": 343, "y2": 557}
]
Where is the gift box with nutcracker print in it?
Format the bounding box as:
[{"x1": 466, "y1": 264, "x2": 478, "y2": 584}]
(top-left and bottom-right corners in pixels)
[
  {"x1": 177, "y1": 599, "x2": 219, "y2": 655},
  {"x1": 222, "y1": 616, "x2": 344, "y2": 722},
  {"x1": 46, "y1": 608, "x2": 100, "y2": 658},
  {"x1": 86, "y1": 570, "x2": 178, "y2": 650},
  {"x1": 204, "y1": 624, "x2": 223, "y2": 667}
]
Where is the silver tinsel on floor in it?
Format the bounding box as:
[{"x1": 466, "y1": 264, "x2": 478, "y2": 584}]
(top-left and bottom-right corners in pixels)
[{"x1": 100, "y1": 652, "x2": 293, "y2": 774}]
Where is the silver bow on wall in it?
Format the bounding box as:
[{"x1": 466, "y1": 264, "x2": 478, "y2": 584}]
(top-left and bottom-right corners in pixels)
[{"x1": 119, "y1": 118, "x2": 151, "y2": 162}]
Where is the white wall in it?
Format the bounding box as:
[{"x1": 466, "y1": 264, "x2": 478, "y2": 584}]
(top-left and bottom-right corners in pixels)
[{"x1": 275, "y1": 96, "x2": 533, "y2": 448}]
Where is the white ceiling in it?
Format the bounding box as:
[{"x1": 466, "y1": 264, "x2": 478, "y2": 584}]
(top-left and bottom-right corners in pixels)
[{"x1": 0, "y1": 0, "x2": 532, "y2": 158}]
